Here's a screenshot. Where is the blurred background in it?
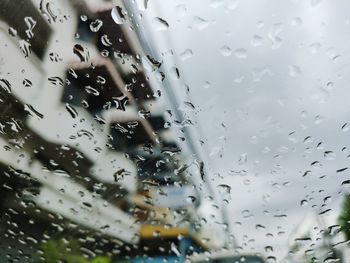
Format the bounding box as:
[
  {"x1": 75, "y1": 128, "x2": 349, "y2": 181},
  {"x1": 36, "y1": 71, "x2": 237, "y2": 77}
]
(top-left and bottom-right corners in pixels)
[{"x1": 0, "y1": 0, "x2": 350, "y2": 262}]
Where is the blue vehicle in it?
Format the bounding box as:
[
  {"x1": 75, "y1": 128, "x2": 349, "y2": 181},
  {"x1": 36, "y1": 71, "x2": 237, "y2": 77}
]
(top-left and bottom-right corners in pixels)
[{"x1": 122, "y1": 225, "x2": 207, "y2": 263}]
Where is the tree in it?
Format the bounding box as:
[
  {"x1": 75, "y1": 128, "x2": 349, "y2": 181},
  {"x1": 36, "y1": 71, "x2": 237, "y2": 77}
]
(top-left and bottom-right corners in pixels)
[
  {"x1": 338, "y1": 194, "x2": 350, "y2": 241},
  {"x1": 38, "y1": 238, "x2": 90, "y2": 263}
]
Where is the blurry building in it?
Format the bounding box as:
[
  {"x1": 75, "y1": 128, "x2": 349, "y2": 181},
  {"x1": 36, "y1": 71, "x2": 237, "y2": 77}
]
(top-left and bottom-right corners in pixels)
[{"x1": 0, "y1": 0, "x2": 217, "y2": 261}]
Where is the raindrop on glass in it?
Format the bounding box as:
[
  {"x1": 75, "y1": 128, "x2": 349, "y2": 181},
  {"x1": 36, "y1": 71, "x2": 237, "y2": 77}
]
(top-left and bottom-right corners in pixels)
[
  {"x1": 220, "y1": 45, "x2": 232, "y2": 57},
  {"x1": 152, "y1": 17, "x2": 169, "y2": 31},
  {"x1": 234, "y1": 48, "x2": 247, "y2": 59},
  {"x1": 111, "y1": 6, "x2": 125, "y2": 25}
]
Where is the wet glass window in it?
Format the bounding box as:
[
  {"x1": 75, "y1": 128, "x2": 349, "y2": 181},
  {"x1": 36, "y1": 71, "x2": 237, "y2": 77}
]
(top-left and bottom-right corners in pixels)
[{"x1": 1, "y1": 0, "x2": 350, "y2": 263}]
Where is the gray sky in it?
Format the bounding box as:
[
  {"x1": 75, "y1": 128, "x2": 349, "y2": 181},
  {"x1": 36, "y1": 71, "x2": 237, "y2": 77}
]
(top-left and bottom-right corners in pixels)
[{"x1": 136, "y1": 0, "x2": 350, "y2": 260}]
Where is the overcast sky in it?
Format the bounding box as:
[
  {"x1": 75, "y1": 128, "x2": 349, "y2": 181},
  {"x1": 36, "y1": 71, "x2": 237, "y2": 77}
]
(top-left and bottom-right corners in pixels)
[{"x1": 134, "y1": 0, "x2": 350, "y2": 260}]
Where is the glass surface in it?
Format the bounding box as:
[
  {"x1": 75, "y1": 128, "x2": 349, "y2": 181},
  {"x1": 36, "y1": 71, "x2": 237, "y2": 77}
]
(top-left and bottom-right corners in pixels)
[
  {"x1": 214, "y1": 258, "x2": 264, "y2": 263},
  {"x1": 0, "y1": 0, "x2": 349, "y2": 262}
]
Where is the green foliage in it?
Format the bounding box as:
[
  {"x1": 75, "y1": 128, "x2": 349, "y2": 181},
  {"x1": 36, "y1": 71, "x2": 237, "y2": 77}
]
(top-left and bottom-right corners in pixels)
[
  {"x1": 91, "y1": 256, "x2": 112, "y2": 263},
  {"x1": 37, "y1": 237, "x2": 113, "y2": 263},
  {"x1": 38, "y1": 238, "x2": 89, "y2": 263},
  {"x1": 303, "y1": 256, "x2": 316, "y2": 263},
  {"x1": 339, "y1": 194, "x2": 350, "y2": 241}
]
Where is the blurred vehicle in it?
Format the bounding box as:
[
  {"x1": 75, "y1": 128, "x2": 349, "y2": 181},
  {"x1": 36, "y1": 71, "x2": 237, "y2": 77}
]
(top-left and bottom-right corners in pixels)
[
  {"x1": 188, "y1": 251, "x2": 265, "y2": 263},
  {"x1": 117, "y1": 225, "x2": 207, "y2": 263}
]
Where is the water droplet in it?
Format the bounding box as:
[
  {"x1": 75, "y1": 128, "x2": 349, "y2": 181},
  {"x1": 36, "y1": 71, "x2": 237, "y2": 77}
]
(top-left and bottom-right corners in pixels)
[
  {"x1": 101, "y1": 49, "x2": 109, "y2": 57},
  {"x1": 8, "y1": 27, "x2": 17, "y2": 37},
  {"x1": 265, "y1": 246, "x2": 273, "y2": 253},
  {"x1": 184, "y1": 101, "x2": 195, "y2": 110},
  {"x1": 303, "y1": 136, "x2": 313, "y2": 144},
  {"x1": 243, "y1": 179, "x2": 251, "y2": 185},
  {"x1": 324, "y1": 151, "x2": 335, "y2": 160},
  {"x1": 336, "y1": 167, "x2": 348, "y2": 173},
  {"x1": 169, "y1": 66, "x2": 180, "y2": 79},
  {"x1": 317, "y1": 142, "x2": 324, "y2": 149},
  {"x1": 291, "y1": 17, "x2": 302, "y2": 26},
  {"x1": 257, "y1": 20, "x2": 264, "y2": 28},
  {"x1": 23, "y1": 79, "x2": 32, "y2": 87},
  {"x1": 217, "y1": 184, "x2": 231, "y2": 194},
  {"x1": 311, "y1": 161, "x2": 322, "y2": 169},
  {"x1": 251, "y1": 34, "x2": 263, "y2": 46},
  {"x1": 328, "y1": 225, "x2": 341, "y2": 235},
  {"x1": 49, "y1": 52, "x2": 61, "y2": 62},
  {"x1": 179, "y1": 49, "x2": 193, "y2": 61},
  {"x1": 187, "y1": 196, "x2": 196, "y2": 203},
  {"x1": 85, "y1": 86, "x2": 99, "y2": 96},
  {"x1": 324, "y1": 256, "x2": 340, "y2": 263},
  {"x1": 81, "y1": 100, "x2": 89, "y2": 108},
  {"x1": 171, "y1": 242, "x2": 182, "y2": 257},
  {"x1": 268, "y1": 23, "x2": 283, "y2": 50},
  {"x1": 203, "y1": 81, "x2": 211, "y2": 89},
  {"x1": 234, "y1": 48, "x2": 247, "y2": 59},
  {"x1": 152, "y1": 17, "x2": 169, "y2": 31},
  {"x1": 155, "y1": 71, "x2": 165, "y2": 82},
  {"x1": 111, "y1": 6, "x2": 125, "y2": 25},
  {"x1": 143, "y1": 55, "x2": 162, "y2": 72},
  {"x1": 97, "y1": 76, "x2": 106, "y2": 84},
  {"x1": 73, "y1": 44, "x2": 89, "y2": 63},
  {"x1": 193, "y1": 16, "x2": 209, "y2": 31},
  {"x1": 48, "y1": 76, "x2": 64, "y2": 86},
  {"x1": 325, "y1": 81, "x2": 334, "y2": 91},
  {"x1": 341, "y1": 180, "x2": 350, "y2": 187},
  {"x1": 138, "y1": 109, "x2": 150, "y2": 119},
  {"x1": 300, "y1": 199, "x2": 308, "y2": 206},
  {"x1": 0, "y1": 79, "x2": 12, "y2": 93},
  {"x1": 310, "y1": 42, "x2": 321, "y2": 54},
  {"x1": 314, "y1": 115, "x2": 324, "y2": 124},
  {"x1": 65, "y1": 103, "x2": 78, "y2": 119},
  {"x1": 326, "y1": 47, "x2": 341, "y2": 61},
  {"x1": 288, "y1": 65, "x2": 301, "y2": 77},
  {"x1": 324, "y1": 196, "x2": 332, "y2": 204},
  {"x1": 39, "y1": 0, "x2": 57, "y2": 24},
  {"x1": 24, "y1": 104, "x2": 43, "y2": 119},
  {"x1": 101, "y1": 34, "x2": 112, "y2": 46},
  {"x1": 302, "y1": 170, "x2": 311, "y2": 177},
  {"x1": 136, "y1": 0, "x2": 149, "y2": 11},
  {"x1": 220, "y1": 45, "x2": 232, "y2": 56},
  {"x1": 319, "y1": 208, "x2": 331, "y2": 215},
  {"x1": 152, "y1": 230, "x2": 161, "y2": 237},
  {"x1": 24, "y1": 17, "x2": 36, "y2": 38},
  {"x1": 256, "y1": 224, "x2": 265, "y2": 230},
  {"x1": 90, "y1": 19, "x2": 103, "y2": 32},
  {"x1": 19, "y1": 40, "x2": 32, "y2": 57},
  {"x1": 342, "y1": 122, "x2": 349, "y2": 132},
  {"x1": 295, "y1": 237, "x2": 312, "y2": 245},
  {"x1": 238, "y1": 153, "x2": 247, "y2": 165}
]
